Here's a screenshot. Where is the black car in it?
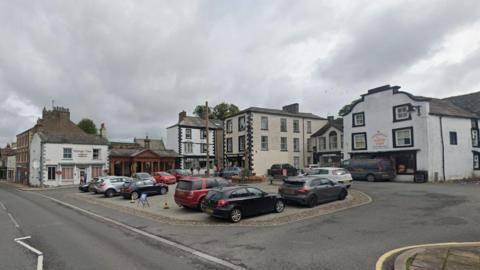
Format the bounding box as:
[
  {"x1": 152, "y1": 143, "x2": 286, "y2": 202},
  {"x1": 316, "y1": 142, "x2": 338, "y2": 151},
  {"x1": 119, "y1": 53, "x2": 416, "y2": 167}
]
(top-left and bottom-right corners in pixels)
[
  {"x1": 78, "y1": 181, "x2": 91, "y2": 192},
  {"x1": 269, "y1": 163, "x2": 298, "y2": 178},
  {"x1": 278, "y1": 177, "x2": 348, "y2": 207},
  {"x1": 201, "y1": 186, "x2": 285, "y2": 223},
  {"x1": 221, "y1": 167, "x2": 243, "y2": 179},
  {"x1": 120, "y1": 179, "x2": 168, "y2": 200}
]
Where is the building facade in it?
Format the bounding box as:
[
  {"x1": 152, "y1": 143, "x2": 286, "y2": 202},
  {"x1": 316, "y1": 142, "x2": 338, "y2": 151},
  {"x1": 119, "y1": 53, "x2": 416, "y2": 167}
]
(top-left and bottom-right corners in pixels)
[
  {"x1": 166, "y1": 111, "x2": 223, "y2": 170},
  {"x1": 29, "y1": 132, "x2": 109, "y2": 186},
  {"x1": 343, "y1": 85, "x2": 480, "y2": 182},
  {"x1": 224, "y1": 104, "x2": 326, "y2": 176},
  {"x1": 311, "y1": 117, "x2": 344, "y2": 167}
]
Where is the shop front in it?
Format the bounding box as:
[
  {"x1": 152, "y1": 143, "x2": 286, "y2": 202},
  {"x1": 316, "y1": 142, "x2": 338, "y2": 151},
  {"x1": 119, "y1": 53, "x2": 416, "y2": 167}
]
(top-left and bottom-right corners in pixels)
[
  {"x1": 350, "y1": 150, "x2": 417, "y2": 176},
  {"x1": 314, "y1": 151, "x2": 343, "y2": 167},
  {"x1": 109, "y1": 149, "x2": 176, "y2": 176}
]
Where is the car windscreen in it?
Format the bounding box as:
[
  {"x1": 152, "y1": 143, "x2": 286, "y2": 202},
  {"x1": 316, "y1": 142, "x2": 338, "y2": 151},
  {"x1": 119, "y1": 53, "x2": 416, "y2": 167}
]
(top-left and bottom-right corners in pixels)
[
  {"x1": 206, "y1": 190, "x2": 224, "y2": 201},
  {"x1": 332, "y1": 169, "x2": 349, "y2": 175},
  {"x1": 283, "y1": 180, "x2": 305, "y2": 187},
  {"x1": 309, "y1": 169, "x2": 329, "y2": 175}
]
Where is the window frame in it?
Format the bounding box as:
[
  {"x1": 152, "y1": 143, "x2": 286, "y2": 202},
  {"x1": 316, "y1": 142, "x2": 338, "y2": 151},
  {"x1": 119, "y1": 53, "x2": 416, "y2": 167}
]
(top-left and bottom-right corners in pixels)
[
  {"x1": 238, "y1": 116, "x2": 246, "y2": 132},
  {"x1": 200, "y1": 143, "x2": 207, "y2": 153},
  {"x1": 329, "y1": 131, "x2": 338, "y2": 150},
  {"x1": 226, "y1": 138, "x2": 233, "y2": 153},
  {"x1": 185, "y1": 128, "x2": 192, "y2": 139},
  {"x1": 93, "y1": 148, "x2": 100, "y2": 160},
  {"x1": 47, "y1": 166, "x2": 56, "y2": 180},
  {"x1": 393, "y1": 103, "x2": 412, "y2": 122},
  {"x1": 200, "y1": 129, "x2": 207, "y2": 139},
  {"x1": 184, "y1": 142, "x2": 193, "y2": 153},
  {"x1": 63, "y1": 148, "x2": 72, "y2": 159},
  {"x1": 472, "y1": 129, "x2": 479, "y2": 147},
  {"x1": 352, "y1": 112, "x2": 365, "y2": 127},
  {"x1": 351, "y1": 132, "x2": 367, "y2": 150},
  {"x1": 449, "y1": 131, "x2": 458, "y2": 145},
  {"x1": 226, "y1": 120, "x2": 233, "y2": 133},
  {"x1": 307, "y1": 121, "x2": 312, "y2": 134},
  {"x1": 260, "y1": 116, "x2": 268, "y2": 130},
  {"x1": 280, "y1": 118, "x2": 287, "y2": 132},
  {"x1": 261, "y1": 136, "x2": 268, "y2": 151},
  {"x1": 392, "y1": 127, "x2": 414, "y2": 148},
  {"x1": 238, "y1": 135, "x2": 245, "y2": 152},
  {"x1": 293, "y1": 120, "x2": 300, "y2": 133},
  {"x1": 280, "y1": 137, "x2": 288, "y2": 151},
  {"x1": 319, "y1": 137, "x2": 326, "y2": 150},
  {"x1": 474, "y1": 153, "x2": 480, "y2": 170},
  {"x1": 293, "y1": 138, "x2": 300, "y2": 152}
]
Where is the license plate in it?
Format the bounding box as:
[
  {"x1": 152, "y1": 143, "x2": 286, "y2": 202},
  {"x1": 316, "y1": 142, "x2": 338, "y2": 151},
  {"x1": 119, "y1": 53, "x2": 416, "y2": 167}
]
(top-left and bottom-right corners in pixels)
[
  {"x1": 283, "y1": 189, "x2": 295, "y2": 195},
  {"x1": 206, "y1": 208, "x2": 214, "y2": 214}
]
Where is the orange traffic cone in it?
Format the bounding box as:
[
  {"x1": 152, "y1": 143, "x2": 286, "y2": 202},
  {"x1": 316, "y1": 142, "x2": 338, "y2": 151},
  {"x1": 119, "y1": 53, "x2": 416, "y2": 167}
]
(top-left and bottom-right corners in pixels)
[{"x1": 163, "y1": 201, "x2": 169, "y2": 209}]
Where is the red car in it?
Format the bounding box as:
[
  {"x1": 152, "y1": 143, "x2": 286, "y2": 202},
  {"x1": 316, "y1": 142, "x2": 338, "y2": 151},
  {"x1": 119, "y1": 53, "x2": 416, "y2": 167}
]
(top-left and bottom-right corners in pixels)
[
  {"x1": 168, "y1": 169, "x2": 192, "y2": 181},
  {"x1": 174, "y1": 177, "x2": 232, "y2": 210},
  {"x1": 153, "y1": 172, "x2": 177, "y2": 184}
]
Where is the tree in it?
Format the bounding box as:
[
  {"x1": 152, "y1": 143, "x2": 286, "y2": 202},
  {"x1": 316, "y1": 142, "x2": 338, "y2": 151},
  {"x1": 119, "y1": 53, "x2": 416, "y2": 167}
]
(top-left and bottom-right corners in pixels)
[
  {"x1": 338, "y1": 104, "x2": 352, "y2": 116},
  {"x1": 77, "y1": 119, "x2": 97, "y2": 135},
  {"x1": 193, "y1": 103, "x2": 240, "y2": 120},
  {"x1": 212, "y1": 102, "x2": 240, "y2": 120}
]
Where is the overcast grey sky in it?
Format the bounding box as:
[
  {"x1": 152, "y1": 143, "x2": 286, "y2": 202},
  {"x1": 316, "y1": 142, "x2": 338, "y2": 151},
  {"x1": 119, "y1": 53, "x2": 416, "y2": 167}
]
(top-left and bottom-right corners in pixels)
[{"x1": 1, "y1": 0, "x2": 480, "y2": 146}]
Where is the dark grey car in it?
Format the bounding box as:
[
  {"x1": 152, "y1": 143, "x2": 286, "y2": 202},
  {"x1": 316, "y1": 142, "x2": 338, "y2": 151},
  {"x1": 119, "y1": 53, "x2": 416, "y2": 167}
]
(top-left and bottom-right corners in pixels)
[{"x1": 278, "y1": 177, "x2": 348, "y2": 207}]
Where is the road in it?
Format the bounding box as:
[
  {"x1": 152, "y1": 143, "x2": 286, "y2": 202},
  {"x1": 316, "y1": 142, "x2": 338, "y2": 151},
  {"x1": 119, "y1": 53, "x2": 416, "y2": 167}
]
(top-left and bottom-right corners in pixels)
[
  {"x1": 0, "y1": 183, "x2": 224, "y2": 270},
  {"x1": 2, "y1": 181, "x2": 480, "y2": 270}
]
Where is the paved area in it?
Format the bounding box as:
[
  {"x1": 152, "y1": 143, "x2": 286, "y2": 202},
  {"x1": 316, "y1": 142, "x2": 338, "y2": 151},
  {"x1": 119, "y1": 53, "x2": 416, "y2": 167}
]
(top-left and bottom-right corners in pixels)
[
  {"x1": 3, "y1": 180, "x2": 480, "y2": 270},
  {"x1": 69, "y1": 182, "x2": 369, "y2": 225},
  {"x1": 409, "y1": 246, "x2": 480, "y2": 270}
]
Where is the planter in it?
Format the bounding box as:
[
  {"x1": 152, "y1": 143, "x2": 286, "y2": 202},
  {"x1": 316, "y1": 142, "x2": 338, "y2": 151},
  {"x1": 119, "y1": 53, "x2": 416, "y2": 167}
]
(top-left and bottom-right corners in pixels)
[{"x1": 231, "y1": 175, "x2": 266, "y2": 183}]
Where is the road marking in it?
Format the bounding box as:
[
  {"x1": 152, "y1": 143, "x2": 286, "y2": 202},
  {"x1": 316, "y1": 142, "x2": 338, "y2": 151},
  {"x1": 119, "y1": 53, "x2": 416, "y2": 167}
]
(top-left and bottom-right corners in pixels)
[
  {"x1": 0, "y1": 201, "x2": 6, "y2": 210},
  {"x1": 7, "y1": 213, "x2": 20, "y2": 228},
  {"x1": 34, "y1": 193, "x2": 247, "y2": 270},
  {"x1": 375, "y1": 241, "x2": 480, "y2": 270},
  {"x1": 14, "y1": 236, "x2": 44, "y2": 270}
]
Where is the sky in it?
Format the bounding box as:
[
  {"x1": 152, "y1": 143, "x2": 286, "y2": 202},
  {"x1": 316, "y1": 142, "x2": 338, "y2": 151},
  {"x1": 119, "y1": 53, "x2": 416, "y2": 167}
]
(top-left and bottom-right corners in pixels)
[{"x1": 1, "y1": 0, "x2": 480, "y2": 146}]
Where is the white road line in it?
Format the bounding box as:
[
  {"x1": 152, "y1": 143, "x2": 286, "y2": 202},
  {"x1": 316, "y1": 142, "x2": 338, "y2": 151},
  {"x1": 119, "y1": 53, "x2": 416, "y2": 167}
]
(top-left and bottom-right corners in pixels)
[
  {"x1": 0, "y1": 201, "x2": 6, "y2": 210},
  {"x1": 7, "y1": 213, "x2": 20, "y2": 228},
  {"x1": 34, "y1": 193, "x2": 247, "y2": 270},
  {"x1": 14, "y1": 236, "x2": 43, "y2": 270}
]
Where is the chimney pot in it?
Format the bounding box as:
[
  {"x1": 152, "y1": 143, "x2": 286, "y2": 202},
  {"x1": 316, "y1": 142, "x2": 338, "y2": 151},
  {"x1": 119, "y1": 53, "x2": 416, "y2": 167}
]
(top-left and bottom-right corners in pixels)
[{"x1": 179, "y1": 111, "x2": 187, "y2": 122}]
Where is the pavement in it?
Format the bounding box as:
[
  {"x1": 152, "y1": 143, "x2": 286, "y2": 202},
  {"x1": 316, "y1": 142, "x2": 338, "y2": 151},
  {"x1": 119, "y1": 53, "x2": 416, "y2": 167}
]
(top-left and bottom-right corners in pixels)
[
  {"x1": 69, "y1": 181, "x2": 370, "y2": 226},
  {"x1": 2, "y1": 180, "x2": 480, "y2": 270},
  {"x1": 408, "y1": 246, "x2": 480, "y2": 270}
]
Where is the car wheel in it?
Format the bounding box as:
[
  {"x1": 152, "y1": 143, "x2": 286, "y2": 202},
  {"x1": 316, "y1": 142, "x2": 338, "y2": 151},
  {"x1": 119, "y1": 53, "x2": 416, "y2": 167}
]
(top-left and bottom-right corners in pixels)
[
  {"x1": 105, "y1": 189, "x2": 115, "y2": 198},
  {"x1": 230, "y1": 208, "x2": 242, "y2": 223},
  {"x1": 338, "y1": 189, "x2": 348, "y2": 200},
  {"x1": 160, "y1": 187, "x2": 167, "y2": 195},
  {"x1": 131, "y1": 191, "x2": 139, "y2": 200},
  {"x1": 307, "y1": 195, "x2": 317, "y2": 208},
  {"x1": 198, "y1": 197, "x2": 206, "y2": 211},
  {"x1": 366, "y1": 174, "x2": 376, "y2": 182},
  {"x1": 274, "y1": 199, "x2": 285, "y2": 213}
]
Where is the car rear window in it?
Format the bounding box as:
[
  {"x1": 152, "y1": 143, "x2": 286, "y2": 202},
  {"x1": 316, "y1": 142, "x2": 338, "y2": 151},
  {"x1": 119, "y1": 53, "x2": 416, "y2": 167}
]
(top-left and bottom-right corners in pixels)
[
  {"x1": 283, "y1": 180, "x2": 305, "y2": 188},
  {"x1": 310, "y1": 169, "x2": 329, "y2": 175},
  {"x1": 271, "y1": 164, "x2": 281, "y2": 169},
  {"x1": 206, "y1": 190, "x2": 224, "y2": 201},
  {"x1": 332, "y1": 169, "x2": 348, "y2": 175},
  {"x1": 177, "y1": 180, "x2": 202, "y2": 190}
]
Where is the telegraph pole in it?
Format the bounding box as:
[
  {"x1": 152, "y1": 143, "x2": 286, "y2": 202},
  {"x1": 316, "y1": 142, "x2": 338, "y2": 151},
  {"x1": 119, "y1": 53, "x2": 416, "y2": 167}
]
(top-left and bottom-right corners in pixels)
[{"x1": 205, "y1": 101, "x2": 210, "y2": 177}]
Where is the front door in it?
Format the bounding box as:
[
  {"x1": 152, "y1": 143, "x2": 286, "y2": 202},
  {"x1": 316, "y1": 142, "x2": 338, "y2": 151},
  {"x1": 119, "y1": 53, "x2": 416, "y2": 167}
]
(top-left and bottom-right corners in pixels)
[{"x1": 79, "y1": 168, "x2": 86, "y2": 184}]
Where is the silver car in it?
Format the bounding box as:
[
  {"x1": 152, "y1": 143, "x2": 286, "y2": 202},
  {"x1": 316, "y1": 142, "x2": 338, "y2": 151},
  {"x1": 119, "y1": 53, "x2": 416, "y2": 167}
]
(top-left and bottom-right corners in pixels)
[
  {"x1": 306, "y1": 167, "x2": 353, "y2": 188},
  {"x1": 95, "y1": 176, "x2": 133, "y2": 197}
]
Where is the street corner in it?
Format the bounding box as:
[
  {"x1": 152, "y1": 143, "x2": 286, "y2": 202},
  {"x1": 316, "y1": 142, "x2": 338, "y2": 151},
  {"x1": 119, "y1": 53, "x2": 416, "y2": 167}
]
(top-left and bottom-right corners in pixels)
[
  {"x1": 66, "y1": 187, "x2": 372, "y2": 227},
  {"x1": 376, "y1": 242, "x2": 480, "y2": 270}
]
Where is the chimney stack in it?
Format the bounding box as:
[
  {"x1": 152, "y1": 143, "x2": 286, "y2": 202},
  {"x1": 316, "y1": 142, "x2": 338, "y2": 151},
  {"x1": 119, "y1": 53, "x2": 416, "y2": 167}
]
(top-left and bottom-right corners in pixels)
[
  {"x1": 327, "y1": 116, "x2": 334, "y2": 122},
  {"x1": 179, "y1": 111, "x2": 187, "y2": 122},
  {"x1": 282, "y1": 103, "x2": 299, "y2": 114},
  {"x1": 100, "y1": 123, "x2": 107, "y2": 138},
  {"x1": 144, "y1": 135, "x2": 151, "y2": 149}
]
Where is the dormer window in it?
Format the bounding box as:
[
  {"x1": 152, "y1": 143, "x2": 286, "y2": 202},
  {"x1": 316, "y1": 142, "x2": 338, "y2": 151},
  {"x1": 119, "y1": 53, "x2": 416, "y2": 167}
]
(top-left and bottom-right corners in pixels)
[
  {"x1": 393, "y1": 104, "x2": 412, "y2": 122},
  {"x1": 352, "y1": 112, "x2": 365, "y2": 127}
]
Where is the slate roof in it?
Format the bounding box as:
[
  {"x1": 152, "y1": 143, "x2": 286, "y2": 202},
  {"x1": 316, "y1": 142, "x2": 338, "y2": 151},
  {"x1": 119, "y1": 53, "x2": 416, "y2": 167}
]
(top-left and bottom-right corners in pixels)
[
  {"x1": 134, "y1": 138, "x2": 166, "y2": 150},
  {"x1": 170, "y1": 116, "x2": 223, "y2": 129},
  {"x1": 234, "y1": 107, "x2": 325, "y2": 119},
  {"x1": 311, "y1": 118, "x2": 344, "y2": 137},
  {"x1": 109, "y1": 148, "x2": 180, "y2": 158},
  {"x1": 429, "y1": 98, "x2": 479, "y2": 118},
  {"x1": 443, "y1": 91, "x2": 480, "y2": 116},
  {"x1": 37, "y1": 131, "x2": 109, "y2": 145}
]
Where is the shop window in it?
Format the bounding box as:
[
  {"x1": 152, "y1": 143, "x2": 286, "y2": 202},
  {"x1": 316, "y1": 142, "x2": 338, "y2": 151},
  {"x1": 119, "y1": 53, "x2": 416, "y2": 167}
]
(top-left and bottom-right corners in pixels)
[
  {"x1": 92, "y1": 166, "x2": 103, "y2": 178},
  {"x1": 352, "y1": 133, "x2": 367, "y2": 150},
  {"x1": 261, "y1": 116, "x2": 268, "y2": 130},
  {"x1": 185, "y1": 129, "x2": 192, "y2": 139},
  {"x1": 474, "y1": 153, "x2": 480, "y2": 170},
  {"x1": 449, "y1": 132, "x2": 458, "y2": 145},
  {"x1": 62, "y1": 167, "x2": 74, "y2": 180},
  {"x1": 352, "y1": 112, "x2": 365, "y2": 127},
  {"x1": 393, "y1": 104, "x2": 411, "y2": 122},
  {"x1": 226, "y1": 138, "x2": 233, "y2": 153},
  {"x1": 261, "y1": 136, "x2": 268, "y2": 151},
  {"x1": 281, "y1": 137, "x2": 288, "y2": 151},
  {"x1": 226, "y1": 120, "x2": 233, "y2": 133},
  {"x1": 280, "y1": 118, "x2": 287, "y2": 132},
  {"x1": 393, "y1": 127, "x2": 414, "y2": 148},
  {"x1": 238, "y1": 116, "x2": 246, "y2": 131},
  {"x1": 394, "y1": 152, "x2": 416, "y2": 174}
]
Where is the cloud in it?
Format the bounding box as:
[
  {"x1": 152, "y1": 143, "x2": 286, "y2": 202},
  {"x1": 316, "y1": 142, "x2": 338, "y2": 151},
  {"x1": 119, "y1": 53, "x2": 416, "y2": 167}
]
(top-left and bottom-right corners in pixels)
[{"x1": 1, "y1": 0, "x2": 480, "y2": 146}]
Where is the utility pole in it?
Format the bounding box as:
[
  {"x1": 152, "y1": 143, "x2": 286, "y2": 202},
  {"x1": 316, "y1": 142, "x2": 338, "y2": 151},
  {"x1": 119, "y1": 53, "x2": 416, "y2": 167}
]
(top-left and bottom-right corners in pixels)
[{"x1": 205, "y1": 101, "x2": 210, "y2": 177}]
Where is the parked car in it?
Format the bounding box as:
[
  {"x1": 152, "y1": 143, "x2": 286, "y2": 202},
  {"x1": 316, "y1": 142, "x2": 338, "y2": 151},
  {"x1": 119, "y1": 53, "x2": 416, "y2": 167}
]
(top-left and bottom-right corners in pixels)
[
  {"x1": 278, "y1": 177, "x2": 348, "y2": 207},
  {"x1": 153, "y1": 171, "x2": 177, "y2": 184},
  {"x1": 79, "y1": 180, "x2": 93, "y2": 192},
  {"x1": 306, "y1": 167, "x2": 353, "y2": 188},
  {"x1": 342, "y1": 159, "x2": 396, "y2": 182},
  {"x1": 120, "y1": 179, "x2": 168, "y2": 200},
  {"x1": 132, "y1": 172, "x2": 155, "y2": 181},
  {"x1": 269, "y1": 163, "x2": 298, "y2": 178},
  {"x1": 221, "y1": 167, "x2": 243, "y2": 179},
  {"x1": 174, "y1": 177, "x2": 232, "y2": 210},
  {"x1": 201, "y1": 186, "x2": 285, "y2": 223},
  {"x1": 94, "y1": 176, "x2": 132, "y2": 197},
  {"x1": 168, "y1": 169, "x2": 192, "y2": 180}
]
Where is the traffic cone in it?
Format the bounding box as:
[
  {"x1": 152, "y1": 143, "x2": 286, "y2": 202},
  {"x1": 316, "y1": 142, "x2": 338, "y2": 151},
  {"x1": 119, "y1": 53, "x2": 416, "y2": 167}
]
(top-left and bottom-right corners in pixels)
[
  {"x1": 130, "y1": 196, "x2": 135, "y2": 203},
  {"x1": 163, "y1": 201, "x2": 169, "y2": 209}
]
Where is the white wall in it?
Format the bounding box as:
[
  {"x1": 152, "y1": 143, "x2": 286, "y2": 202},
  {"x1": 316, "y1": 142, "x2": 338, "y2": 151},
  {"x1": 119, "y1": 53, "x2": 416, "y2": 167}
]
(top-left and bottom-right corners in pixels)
[
  {"x1": 166, "y1": 126, "x2": 179, "y2": 153},
  {"x1": 180, "y1": 127, "x2": 215, "y2": 156}
]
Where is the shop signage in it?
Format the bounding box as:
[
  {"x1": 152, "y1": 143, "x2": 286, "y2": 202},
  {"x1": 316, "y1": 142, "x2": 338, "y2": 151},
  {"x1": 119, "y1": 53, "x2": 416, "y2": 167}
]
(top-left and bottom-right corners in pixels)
[
  {"x1": 372, "y1": 132, "x2": 388, "y2": 149},
  {"x1": 73, "y1": 149, "x2": 91, "y2": 158}
]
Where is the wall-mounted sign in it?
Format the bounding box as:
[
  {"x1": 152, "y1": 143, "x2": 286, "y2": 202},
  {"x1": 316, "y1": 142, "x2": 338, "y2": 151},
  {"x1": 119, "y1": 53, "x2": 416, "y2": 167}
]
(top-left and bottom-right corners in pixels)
[
  {"x1": 372, "y1": 132, "x2": 388, "y2": 149},
  {"x1": 73, "y1": 149, "x2": 91, "y2": 158}
]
